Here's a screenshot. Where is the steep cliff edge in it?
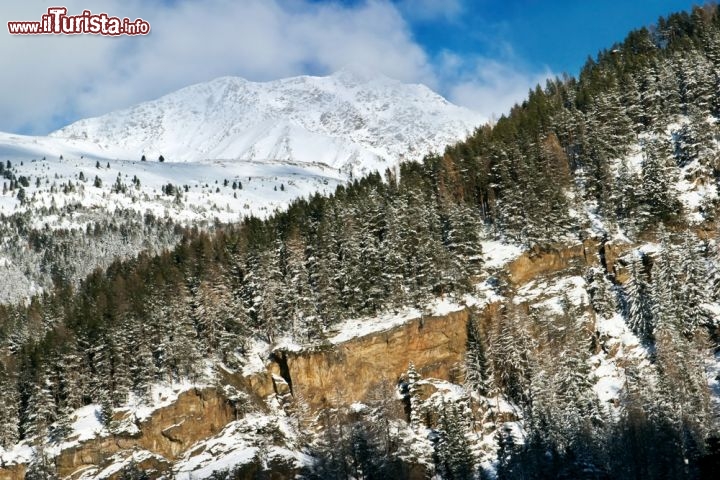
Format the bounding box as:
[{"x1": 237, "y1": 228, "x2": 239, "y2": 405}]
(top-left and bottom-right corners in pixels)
[
  {"x1": 0, "y1": 306, "x2": 490, "y2": 480},
  {"x1": 271, "y1": 308, "x2": 473, "y2": 410},
  {"x1": 0, "y1": 239, "x2": 623, "y2": 479}
]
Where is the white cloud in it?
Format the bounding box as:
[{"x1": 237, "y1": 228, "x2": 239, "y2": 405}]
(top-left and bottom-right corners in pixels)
[
  {"x1": 0, "y1": 0, "x2": 433, "y2": 134},
  {"x1": 0, "y1": 0, "x2": 549, "y2": 134},
  {"x1": 446, "y1": 55, "x2": 554, "y2": 121}
]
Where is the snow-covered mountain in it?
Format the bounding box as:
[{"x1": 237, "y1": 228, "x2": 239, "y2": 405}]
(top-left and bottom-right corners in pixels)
[
  {"x1": 0, "y1": 70, "x2": 484, "y2": 226},
  {"x1": 0, "y1": 72, "x2": 481, "y2": 304},
  {"x1": 49, "y1": 70, "x2": 483, "y2": 177}
]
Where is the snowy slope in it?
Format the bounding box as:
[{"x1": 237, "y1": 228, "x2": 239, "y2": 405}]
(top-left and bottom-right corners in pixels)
[
  {"x1": 0, "y1": 72, "x2": 481, "y2": 305},
  {"x1": 48, "y1": 70, "x2": 483, "y2": 176},
  {"x1": 0, "y1": 70, "x2": 483, "y2": 223},
  {"x1": 0, "y1": 153, "x2": 344, "y2": 224}
]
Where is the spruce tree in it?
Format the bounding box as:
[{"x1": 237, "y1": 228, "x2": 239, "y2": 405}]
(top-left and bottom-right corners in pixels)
[
  {"x1": 625, "y1": 256, "x2": 655, "y2": 342},
  {"x1": 465, "y1": 314, "x2": 491, "y2": 396}
]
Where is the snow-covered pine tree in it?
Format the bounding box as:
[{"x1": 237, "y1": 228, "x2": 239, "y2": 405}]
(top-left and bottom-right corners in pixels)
[
  {"x1": 406, "y1": 362, "x2": 423, "y2": 432},
  {"x1": 489, "y1": 307, "x2": 533, "y2": 407},
  {"x1": 0, "y1": 363, "x2": 19, "y2": 448},
  {"x1": 465, "y1": 313, "x2": 491, "y2": 396},
  {"x1": 586, "y1": 267, "x2": 618, "y2": 319},
  {"x1": 639, "y1": 138, "x2": 681, "y2": 224},
  {"x1": 285, "y1": 229, "x2": 321, "y2": 341},
  {"x1": 612, "y1": 158, "x2": 640, "y2": 235},
  {"x1": 435, "y1": 400, "x2": 475, "y2": 480},
  {"x1": 625, "y1": 255, "x2": 655, "y2": 342},
  {"x1": 674, "y1": 106, "x2": 715, "y2": 169},
  {"x1": 444, "y1": 202, "x2": 484, "y2": 283},
  {"x1": 25, "y1": 446, "x2": 58, "y2": 480},
  {"x1": 24, "y1": 369, "x2": 56, "y2": 444},
  {"x1": 676, "y1": 232, "x2": 710, "y2": 337}
]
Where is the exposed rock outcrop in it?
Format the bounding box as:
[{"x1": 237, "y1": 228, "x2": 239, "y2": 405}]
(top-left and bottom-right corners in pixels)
[
  {"x1": 0, "y1": 241, "x2": 608, "y2": 479},
  {"x1": 507, "y1": 240, "x2": 598, "y2": 285},
  {"x1": 54, "y1": 388, "x2": 235, "y2": 479},
  {"x1": 272, "y1": 308, "x2": 474, "y2": 410}
]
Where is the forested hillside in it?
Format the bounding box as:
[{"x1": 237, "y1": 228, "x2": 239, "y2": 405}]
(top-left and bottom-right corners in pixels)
[{"x1": 3, "y1": 5, "x2": 720, "y2": 479}]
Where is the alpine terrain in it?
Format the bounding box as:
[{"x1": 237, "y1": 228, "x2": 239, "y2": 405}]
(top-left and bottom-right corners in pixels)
[
  {"x1": 0, "y1": 70, "x2": 481, "y2": 304},
  {"x1": 4, "y1": 5, "x2": 720, "y2": 480}
]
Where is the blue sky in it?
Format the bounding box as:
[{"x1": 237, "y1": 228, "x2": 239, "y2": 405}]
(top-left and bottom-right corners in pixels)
[
  {"x1": 404, "y1": 0, "x2": 699, "y2": 76},
  {"x1": 0, "y1": 1, "x2": 702, "y2": 134}
]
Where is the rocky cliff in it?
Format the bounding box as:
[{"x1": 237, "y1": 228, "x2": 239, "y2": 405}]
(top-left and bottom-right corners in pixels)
[
  {"x1": 270, "y1": 308, "x2": 472, "y2": 410},
  {"x1": 0, "y1": 239, "x2": 622, "y2": 479}
]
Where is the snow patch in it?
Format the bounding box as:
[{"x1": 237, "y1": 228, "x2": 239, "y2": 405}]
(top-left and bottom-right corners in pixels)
[{"x1": 480, "y1": 240, "x2": 524, "y2": 269}]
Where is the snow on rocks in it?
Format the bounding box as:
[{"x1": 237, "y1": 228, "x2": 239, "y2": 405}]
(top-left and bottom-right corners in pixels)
[
  {"x1": 173, "y1": 413, "x2": 305, "y2": 479},
  {"x1": 480, "y1": 240, "x2": 524, "y2": 269}
]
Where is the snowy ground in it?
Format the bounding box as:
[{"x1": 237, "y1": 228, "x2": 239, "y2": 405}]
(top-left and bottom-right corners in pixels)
[
  {"x1": 0, "y1": 378, "x2": 209, "y2": 468},
  {"x1": 0, "y1": 152, "x2": 345, "y2": 225},
  {"x1": 173, "y1": 412, "x2": 309, "y2": 479}
]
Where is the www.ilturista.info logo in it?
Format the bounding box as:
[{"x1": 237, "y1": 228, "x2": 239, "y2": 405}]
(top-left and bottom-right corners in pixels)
[{"x1": 8, "y1": 7, "x2": 150, "y2": 36}]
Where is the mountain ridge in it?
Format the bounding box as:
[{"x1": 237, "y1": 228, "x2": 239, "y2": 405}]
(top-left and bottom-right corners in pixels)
[{"x1": 47, "y1": 70, "x2": 483, "y2": 176}]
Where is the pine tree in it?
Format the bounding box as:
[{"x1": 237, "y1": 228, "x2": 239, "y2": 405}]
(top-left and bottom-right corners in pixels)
[
  {"x1": 444, "y1": 203, "x2": 484, "y2": 283},
  {"x1": 586, "y1": 267, "x2": 617, "y2": 318},
  {"x1": 24, "y1": 369, "x2": 56, "y2": 443},
  {"x1": 435, "y1": 401, "x2": 475, "y2": 480},
  {"x1": 25, "y1": 447, "x2": 59, "y2": 480},
  {"x1": 625, "y1": 256, "x2": 655, "y2": 342},
  {"x1": 639, "y1": 139, "x2": 681, "y2": 224},
  {"x1": 676, "y1": 233, "x2": 710, "y2": 336},
  {"x1": 465, "y1": 314, "x2": 491, "y2": 396},
  {"x1": 406, "y1": 362, "x2": 423, "y2": 432},
  {"x1": 489, "y1": 308, "x2": 533, "y2": 407},
  {"x1": 674, "y1": 106, "x2": 715, "y2": 168},
  {"x1": 612, "y1": 158, "x2": 640, "y2": 235},
  {"x1": 0, "y1": 364, "x2": 19, "y2": 448}
]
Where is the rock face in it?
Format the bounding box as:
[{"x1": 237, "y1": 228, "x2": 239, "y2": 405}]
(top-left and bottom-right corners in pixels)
[
  {"x1": 273, "y1": 309, "x2": 472, "y2": 409},
  {"x1": 0, "y1": 464, "x2": 25, "y2": 480},
  {"x1": 0, "y1": 241, "x2": 615, "y2": 479},
  {"x1": 54, "y1": 388, "x2": 235, "y2": 479},
  {"x1": 0, "y1": 308, "x2": 478, "y2": 480},
  {"x1": 507, "y1": 240, "x2": 599, "y2": 285}
]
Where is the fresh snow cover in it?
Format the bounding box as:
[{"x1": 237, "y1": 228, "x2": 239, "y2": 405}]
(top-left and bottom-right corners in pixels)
[
  {"x1": 69, "y1": 405, "x2": 105, "y2": 442},
  {"x1": 590, "y1": 354, "x2": 626, "y2": 407},
  {"x1": 676, "y1": 175, "x2": 718, "y2": 224},
  {"x1": 173, "y1": 413, "x2": 306, "y2": 479},
  {"x1": 480, "y1": 240, "x2": 524, "y2": 269},
  {"x1": 327, "y1": 286, "x2": 501, "y2": 346},
  {"x1": 241, "y1": 337, "x2": 276, "y2": 376},
  {"x1": 419, "y1": 378, "x2": 468, "y2": 404},
  {"x1": 590, "y1": 311, "x2": 651, "y2": 415},
  {"x1": 706, "y1": 352, "x2": 720, "y2": 410},
  {"x1": 0, "y1": 152, "x2": 344, "y2": 224},
  {"x1": 124, "y1": 378, "x2": 210, "y2": 422},
  {"x1": 349, "y1": 402, "x2": 369, "y2": 413},
  {"x1": 596, "y1": 313, "x2": 641, "y2": 350},
  {"x1": 327, "y1": 308, "x2": 420, "y2": 345},
  {"x1": 83, "y1": 450, "x2": 166, "y2": 480},
  {"x1": 514, "y1": 275, "x2": 588, "y2": 312},
  {"x1": 0, "y1": 442, "x2": 34, "y2": 468},
  {"x1": 48, "y1": 70, "x2": 484, "y2": 178}
]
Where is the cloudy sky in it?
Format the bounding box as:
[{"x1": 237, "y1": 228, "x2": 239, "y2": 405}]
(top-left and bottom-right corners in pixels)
[{"x1": 1, "y1": 0, "x2": 699, "y2": 134}]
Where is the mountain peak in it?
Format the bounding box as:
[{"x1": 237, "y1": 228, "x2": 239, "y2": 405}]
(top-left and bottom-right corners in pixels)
[
  {"x1": 49, "y1": 72, "x2": 484, "y2": 176},
  {"x1": 328, "y1": 66, "x2": 393, "y2": 85}
]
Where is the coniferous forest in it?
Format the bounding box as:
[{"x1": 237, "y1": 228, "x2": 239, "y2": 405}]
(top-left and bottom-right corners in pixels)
[{"x1": 7, "y1": 5, "x2": 720, "y2": 479}]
